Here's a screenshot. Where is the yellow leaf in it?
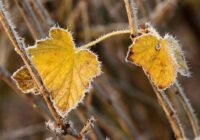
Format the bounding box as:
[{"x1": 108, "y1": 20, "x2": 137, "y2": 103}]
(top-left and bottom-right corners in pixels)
[
  {"x1": 12, "y1": 66, "x2": 37, "y2": 93},
  {"x1": 126, "y1": 33, "x2": 177, "y2": 90},
  {"x1": 27, "y1": 27, "x2": 101, "y2": 116}
]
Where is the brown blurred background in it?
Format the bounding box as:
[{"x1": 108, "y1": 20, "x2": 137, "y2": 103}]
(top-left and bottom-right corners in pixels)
[{"x1": 0, "y1": 0, "x2": 200, "y2": 140}]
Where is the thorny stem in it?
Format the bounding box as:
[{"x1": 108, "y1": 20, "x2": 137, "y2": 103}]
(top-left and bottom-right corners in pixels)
[
  {"x1": 124, "y1": 0, "x2": 138, "y2": 35},
  {"x1": 149, "y1": 80, "x2": 186, "y2": 139},
  {"x1": 0, "y1": 1, "x2": 65, "y2": 130},
  {"x1": 79, "y1": 29, "x2": 130, "y2": 50},
  {"x1": 174, "y1": 81, "x2": 200, "y2": 137}
]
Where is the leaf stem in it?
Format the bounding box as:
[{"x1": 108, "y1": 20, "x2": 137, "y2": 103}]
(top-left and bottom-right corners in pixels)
[{"x1": 79, "y1": 29, "x2": 130, "y2": 50}]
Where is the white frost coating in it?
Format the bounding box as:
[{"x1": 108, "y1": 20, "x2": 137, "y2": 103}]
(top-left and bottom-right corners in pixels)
[
  {"x1": 105, "y1": 137, "x2": 111, "y2": 140},
  {"x1": 0, "y1": 0, "x2": 27, "y2": 51},
  {"x1": 175, "y1": 81, "x2": 200, "y2": 133},
  {"x1": 45, "y1": 120, "x2": 64, "y2": 135},
  {"x1": 130, "y1": 0, "x2": 138, "y2": 32},
  {"x1": 161, "y1": 91, "x2": 187, "y2": 139},
  {"x1": 164, "y1": 34, "x2": 191, "y2": 77},
  {"x1": 89, "y1": 116, "x2": 96, "y2": 128},
  {"x1": 46, "y1": 137, "x2": 53, "y2": 140},
  {"x1": 145, "y1": 23, "x2": 161, "y2": 38},
  {"x1": 0, "y1": 0, "x2": 41, "y2": 95}
]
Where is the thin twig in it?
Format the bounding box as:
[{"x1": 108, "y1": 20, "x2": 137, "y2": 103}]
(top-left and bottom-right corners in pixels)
[
  {"x1": 174, "y1": 81, "x2": 200, "y2": 137},
  {"x1": 15, "y1": 0, "x2": 45, "y2": 38},
  {"x1": 0, "y1": 0, "x2": 65, "y2": 131},
  {"x1": 75, "y1": 110, "x2": 97, "y2": 140},
  {"x1": 30, "y1": 0, "x2": 54, "y2": 27},
  {"x1": 77, "y1": 117, "x2": 95, "y2": 140},
  {"x1": 80, "y1": 1, "x2": 91, "y2": 42},
  {"x1": 92, "y1": 80, "x2": 140, "y2": 140},
  {"x1": 14, "y1": 0, "x2": 36, "y2": 39},
  {"x1": 124, "y1": 0, "x2": 138, "y2": 34},
  {"x1": 150, "y1": 81, "x2": 187, "y2": 139},
  {"x1": 88, "y1": 106, "x2": 124, "y2": 140},
  {"x1": 79, "y1": 29, "x2": 130, "y2": 49},
  {"x1": 66, "y1": 1, "x2": 82, "y2": 30},
  {"x1": 150, "y1": 0, "x2": 179, "y2": 24},
  {"x1": 0, "y1": 124, "x2": 45, "y2": 139},
  {"x1": 102, "y1": 0, "x2": 122, "y2": 22}
]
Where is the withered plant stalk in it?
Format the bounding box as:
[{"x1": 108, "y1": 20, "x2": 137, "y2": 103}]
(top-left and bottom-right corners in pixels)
[
  {"x1": 124, "y1": 0, "x2": 138, "y2": 35},
  {"x1": 0, "y1": 0, "x2": 65, "y2": 131},
  {"x1": 122, "y1": 0, "x2": 193, "y2": 139},
  {"x1": 174, "y1": 81, "x2": 200, "y2": 137},
  {"x1": 152, "y1": 85, "x2": 186, "y2": 139}
]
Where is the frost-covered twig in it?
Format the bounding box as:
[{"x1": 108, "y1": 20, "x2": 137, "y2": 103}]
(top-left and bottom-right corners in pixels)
[
  {"x1": 123, "y1": 0, "x2": 138, "y2": 35},
  {"x1": 46, "y1": 120, "x2": 78, "y2": 137},
  {"x1": 77, "y1": 117, "x2": 96, "y2": 140},
  {"x1": 46, "y1": 117, "x2": 96, "y2": 139},
  {"x1": 149, "y1": 80, "x2": 187, "y2": 139},
  {"x1": 15, "y1": 0, "x2": 45, "y2": 38},
  {"x1": 0, "y1": 0, "x2": 65, "y2": 132},
  {"x1": 174, "y1": 81, "x2": 200, "y2": 137}
]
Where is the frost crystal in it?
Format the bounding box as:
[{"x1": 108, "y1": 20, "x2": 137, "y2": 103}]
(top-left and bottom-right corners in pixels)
[{"x1": 45, "y1": 120, "x2": 64, "y2": 135}]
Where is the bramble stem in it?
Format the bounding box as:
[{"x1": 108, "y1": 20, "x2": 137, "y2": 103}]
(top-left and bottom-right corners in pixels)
[
  {"x1": 174, "y1": 81, "x2": 200, "y2": 137},
  {"x1": 79, "y1": 30, "x2": 130, "y2": 50},
  {"x1": 0, "y1": 1, "x2": 64, "y2": 130},
  {"x1": 149, "y1": 80, "x2": 186, "y2": 139},
  {"x1": 123, "y1": 0, "x2": 138, "y2": 34}
]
